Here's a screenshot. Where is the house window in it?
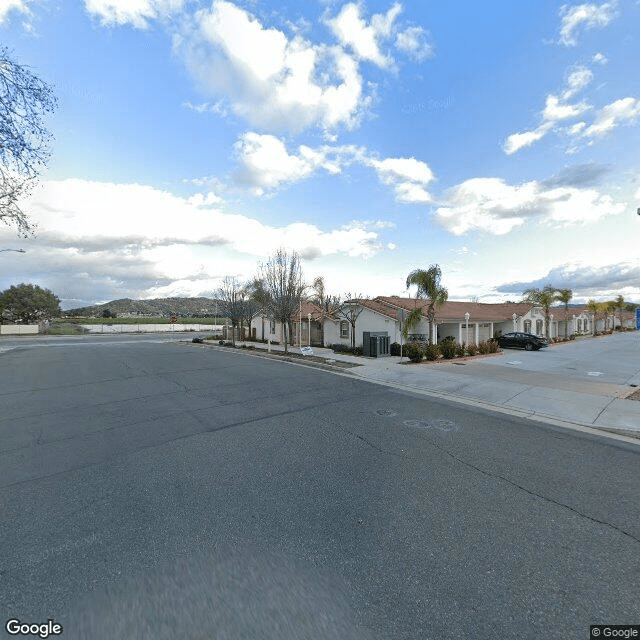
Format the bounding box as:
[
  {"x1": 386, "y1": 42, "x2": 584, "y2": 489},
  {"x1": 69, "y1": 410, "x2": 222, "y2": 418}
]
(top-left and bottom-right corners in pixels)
[
  {"x1": 577, "y1": 319, "x2": 582, "y2": 332},
  {"x1": 536, "y1": 319, "x2": 543, "y2": 335},
  {"x1": 524, "y1": 320, "x2": 531, "y2": 333},
  {"x1": 270, "y1": 320, "x2": 276, "y2": 334},
  {"x1": 340, "y1": 321, "x2": 349, "y2": 339}
]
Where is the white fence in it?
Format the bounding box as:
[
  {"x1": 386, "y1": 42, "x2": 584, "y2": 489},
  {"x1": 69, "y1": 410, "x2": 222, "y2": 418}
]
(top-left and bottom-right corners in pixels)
[
  {"x1": 0, "y1": 324, "x2": 39, "y2": 335},
  {"x1": 80, "y1": 324, "x2": 222, "y2": 334}
]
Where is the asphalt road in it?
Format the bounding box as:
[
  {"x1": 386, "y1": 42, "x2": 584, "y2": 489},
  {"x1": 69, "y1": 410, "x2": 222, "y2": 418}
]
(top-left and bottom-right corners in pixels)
[{"x1": 1, "y1": 338, "x2": 639, "y2": 639}]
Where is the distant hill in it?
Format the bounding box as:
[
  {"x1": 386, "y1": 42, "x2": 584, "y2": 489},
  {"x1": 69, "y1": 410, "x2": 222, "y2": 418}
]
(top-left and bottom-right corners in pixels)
[{"x1": 65, "y1": 297, "x2": 223, "y2": 318}]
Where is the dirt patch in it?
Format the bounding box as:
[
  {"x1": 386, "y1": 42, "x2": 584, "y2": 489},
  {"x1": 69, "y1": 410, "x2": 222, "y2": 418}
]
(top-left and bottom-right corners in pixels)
[
  {"x1": 626, "y1": 388, "x2": 640, "y2": 401},
  {"x1": 195, "y1": 342, "x2": 361, "y2": 370}
]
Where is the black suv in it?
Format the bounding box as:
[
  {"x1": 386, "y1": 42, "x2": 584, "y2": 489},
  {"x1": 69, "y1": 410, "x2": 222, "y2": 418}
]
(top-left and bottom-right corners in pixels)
[{"x1": 496, "y1": 332, "x2": 549, "y2": 351}]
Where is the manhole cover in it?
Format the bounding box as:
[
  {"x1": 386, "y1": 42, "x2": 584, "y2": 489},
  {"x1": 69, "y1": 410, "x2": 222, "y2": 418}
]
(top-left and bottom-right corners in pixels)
[
  {"x1": 403, "y1": 419, "x2": 459, "y2": 432},
  {"x1": 376, "y1": 409, "x2": 397, "y2": 417}
]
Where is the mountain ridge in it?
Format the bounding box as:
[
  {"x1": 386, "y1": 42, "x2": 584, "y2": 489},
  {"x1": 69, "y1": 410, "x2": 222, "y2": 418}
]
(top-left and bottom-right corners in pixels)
[{"x1": 65, "y1": 297, "x2": 222, "y2": 317}]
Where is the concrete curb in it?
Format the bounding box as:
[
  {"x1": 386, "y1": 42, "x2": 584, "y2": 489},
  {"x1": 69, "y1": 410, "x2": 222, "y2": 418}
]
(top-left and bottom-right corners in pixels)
[{"x1": 188, "y1": 340, "x2": 640, "y2": 447}]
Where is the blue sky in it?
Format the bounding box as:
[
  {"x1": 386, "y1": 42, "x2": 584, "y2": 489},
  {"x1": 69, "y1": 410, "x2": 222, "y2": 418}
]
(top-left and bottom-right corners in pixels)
[{"x1": 1, "y1": 0, "x2": 639, "y2": 309}]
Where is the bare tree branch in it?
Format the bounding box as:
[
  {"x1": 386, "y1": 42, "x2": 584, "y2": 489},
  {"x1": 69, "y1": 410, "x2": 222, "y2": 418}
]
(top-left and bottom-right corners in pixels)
[
  {"x1": 258, "y1": 249, "x2": 305, "y2": 354},
  {"x1": 0, "y1": 47, "x2": 57, "y2": 236}
]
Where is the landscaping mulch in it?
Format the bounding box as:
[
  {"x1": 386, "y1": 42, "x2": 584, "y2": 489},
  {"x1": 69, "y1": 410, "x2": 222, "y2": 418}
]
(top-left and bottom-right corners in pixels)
[
  {"x1": 626, "y1": 388, "x2": 640, "y2": 401},
  {"x1": 195, "y1": 341, "x2": 361, "y2": 370}
]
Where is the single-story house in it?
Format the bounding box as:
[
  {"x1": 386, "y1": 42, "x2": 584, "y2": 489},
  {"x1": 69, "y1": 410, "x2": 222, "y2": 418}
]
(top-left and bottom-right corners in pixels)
[
  {"x1": 250, "y1": 300, "x2": 328, "y2": 346},
  {"x1": 250, "y1": 296, "x2": 637, "y2": 350},
  {"x1": 557, "y1": 306, "x2": 636, "y2": 334},
  {"x1": 374, "y1": 297, "x2": 536, "y2": 345}
]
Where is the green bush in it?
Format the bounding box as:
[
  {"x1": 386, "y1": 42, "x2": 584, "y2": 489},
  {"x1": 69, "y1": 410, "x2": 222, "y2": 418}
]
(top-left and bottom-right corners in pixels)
[
  {"x1": 423, "y1": 343, "x2": 440, "y2": 361},
  {"x1": 488, "y1": 338, "x2": 500, "y2": 353},
  {"x1": 330, "y1": 344, "x2": 363, "y2": 356},
  {"x1": 390, "y1": 342, "x2": 401, "y2": 356},
  {"x1": 439, "y1": 340, "x2": 457, "y2": 359},
  {"x1": 478, "y1": 340, "x2": 490, "y2": 355},
  {"x1": 455, "y1": 342, "x2": 466, "y2": 358},
  {"x1": 403, "y1": 342, "x2": 423, "y2": 362},
  {"x1": 466, "y1": 343, "x2": 478, "y2": 356}
]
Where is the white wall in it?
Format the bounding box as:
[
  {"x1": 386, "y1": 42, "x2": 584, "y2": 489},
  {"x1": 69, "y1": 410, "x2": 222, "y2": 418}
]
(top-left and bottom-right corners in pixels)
[
  {"x1": 0, "y1": 324, "x2": 39, "y2": 335},
  {"x1": 81, "y1": 324, "x2": 222, "y2": 333},
  {"x1": 325, "y1": 308, "x2": 400, "y2": 347}
]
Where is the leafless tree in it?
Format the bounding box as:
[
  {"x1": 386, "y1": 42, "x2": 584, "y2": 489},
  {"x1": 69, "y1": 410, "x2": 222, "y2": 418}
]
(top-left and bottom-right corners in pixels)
[
  {"x1": 336, "y1": 294, "x2": 366, "y2": 349},
  {"x1": 215, "y1": 276, "x2": 245, "y2": 345},
  {"x1": 258, "y1": 249, "x2": 305, "y2": 353},
  {"x1": 310, "y1": 275, "x2": 341, "y2": 317},
  {"x1": 239, "y1": 280, "x2": 263, "y2": 339},
  {"x1": 1, "y1": 47, "x2": 57, "y2": 236}
]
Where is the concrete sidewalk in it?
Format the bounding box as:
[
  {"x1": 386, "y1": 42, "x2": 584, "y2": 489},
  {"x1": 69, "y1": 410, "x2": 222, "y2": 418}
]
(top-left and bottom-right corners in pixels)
[{"x1": 228, "y1": 339, "x2": 640, "y2": 439}]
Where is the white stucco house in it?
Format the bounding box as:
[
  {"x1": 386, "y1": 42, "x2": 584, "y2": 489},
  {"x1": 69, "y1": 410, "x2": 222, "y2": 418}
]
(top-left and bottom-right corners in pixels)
[
  {"x1": 250, "y1": 300, "x2": 328, "y2": 346},
  {"x1": 249, "y1": 296, "x2": 636, "y2": 350}
]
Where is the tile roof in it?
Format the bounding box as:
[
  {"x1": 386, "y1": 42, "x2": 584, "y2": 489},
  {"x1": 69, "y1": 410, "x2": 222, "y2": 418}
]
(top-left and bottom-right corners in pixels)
[
  {"x1": 291, "y1": 300, "x2": 330, "y2": 322},
  {"x1": 358, "y1": 298, "x2": 400, "y2": 320},
  {"x1": 375, "y1": 296, "x2": 534, "y2": 322},
  {"x1": 554, "y1": 305, "x2": 636, "y2": 319}
]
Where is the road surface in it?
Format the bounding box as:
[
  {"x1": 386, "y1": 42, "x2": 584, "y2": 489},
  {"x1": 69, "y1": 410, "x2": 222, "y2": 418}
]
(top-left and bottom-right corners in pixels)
[{"x1": 1, "y1": 338, "x2": 638, "y2": 639}]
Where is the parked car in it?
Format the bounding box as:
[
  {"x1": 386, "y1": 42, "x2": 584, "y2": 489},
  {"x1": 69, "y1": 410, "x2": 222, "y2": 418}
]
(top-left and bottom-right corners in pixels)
[{"x1": 496, "y1": 332, "x2": 549, "y2": 351}]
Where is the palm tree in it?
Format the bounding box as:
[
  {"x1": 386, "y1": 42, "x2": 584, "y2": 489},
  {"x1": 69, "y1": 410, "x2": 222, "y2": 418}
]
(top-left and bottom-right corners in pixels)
[
  {"x1": 405, "y1": 265, "x2": 448, "y2": 344},
  {"x1": 555, "y1": 288, "x2": 573, "y2": 338},
  {"x1": 605, "y1": 300, "x2": 617, "y2": 330},
  {"x1": 586, "y1": 299, "x2": 602, "y2": 335},
  {"x1": 614, "y1": 294, "x2": 625, "y2": 330},
  {"x1": 523, "y1": 285, "x2": 557, "y2": 339},
  {"x1": 402, "y1": 307, "x2": 424, "y2": 339}
]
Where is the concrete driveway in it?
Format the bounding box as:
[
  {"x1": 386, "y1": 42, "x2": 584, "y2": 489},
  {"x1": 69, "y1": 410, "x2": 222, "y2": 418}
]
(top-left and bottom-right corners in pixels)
[{"x1": 480, "y1": 331, "x2": 640, "y2": 386}]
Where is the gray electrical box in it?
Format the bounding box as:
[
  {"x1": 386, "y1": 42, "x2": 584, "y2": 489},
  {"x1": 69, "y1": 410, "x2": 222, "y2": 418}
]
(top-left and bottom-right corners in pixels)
[{"x1": 363, "y1": 332, "x2": 390, "y2": 357}]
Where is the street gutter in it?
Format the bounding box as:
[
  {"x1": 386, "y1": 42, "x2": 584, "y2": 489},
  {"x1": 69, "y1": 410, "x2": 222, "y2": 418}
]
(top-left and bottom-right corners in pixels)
[{"x1": 186, "y1": 339, "x2": 640, "y2": 448}]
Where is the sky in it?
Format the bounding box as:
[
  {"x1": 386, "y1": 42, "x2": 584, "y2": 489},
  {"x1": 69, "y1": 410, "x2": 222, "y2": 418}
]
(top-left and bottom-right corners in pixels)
[{"x1": 1, "y1": 0, "x2": 639, "y2": 309}]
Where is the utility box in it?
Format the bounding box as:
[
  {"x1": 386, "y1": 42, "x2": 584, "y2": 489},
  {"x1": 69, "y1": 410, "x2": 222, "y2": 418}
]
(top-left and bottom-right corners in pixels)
[{"x1": 363, "y1": 331, "x2": 390, "y2": 357}]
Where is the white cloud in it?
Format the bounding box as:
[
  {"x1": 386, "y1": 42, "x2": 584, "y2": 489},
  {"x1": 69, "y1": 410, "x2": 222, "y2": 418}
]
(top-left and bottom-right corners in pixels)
[
  {"x1": 233, "y1": 133, "x2": 329, "y2": 196},
  {"x1": 176, "y1": 0, "x2": 369, "y2": 134},
  {"x1": 232, "y1": 132, "x2": 364, "y2": 196},
  {"x1": 230, "y1": 134, "x2": 435, "y2": 204},
  {"x1": 84, "y1": 0, "x2": 187, "y2": 28},
  {"x1": 187, "y1": 191, "x2": 222, "y2": 207},
  {"x1": 568, "y1": 121, "x2": 587, "y2": 135},
  {"x1": 326, "y1": 1, "x2": 402, "y2": 68},
  {"x1": 182, "y1": 100, "x2": 229, "y2": 117},
  {"x1": 503, "y1": 125, "x2": 552, "y2": 155},
  {"x1": 504, "y1": 66, "x2": 593, "y2": 155},
  {"x1": 436, "y1": 177, "x2": 624, "y2": 235},
  {"x1": 542, "y1": 95, "x2": 590, "y2": 121},
  {"x1": 395, "y1": 26, "x2": 433, "y2": 61},
  {"x1": 0, "y1": 0, "x2": 32, "y2": 25},
  {"x1": 562, "y1": 67, "x2": 594, "y2": 99},
  {"x1": 367, "y1": 156, "x2": 434, "y2": 203},
  {"x1": 558, "y1": 1, "x2": 617, "y2": 46},
  {"x1": 581, "y1": 97, "x2": 640, "y2": 138},
  {"x1": 23, "y1": 178, "x2": 388, "y2": 262},
  {"x1": 592, "y1": 52, "x2": 608, "y2": 65}
]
